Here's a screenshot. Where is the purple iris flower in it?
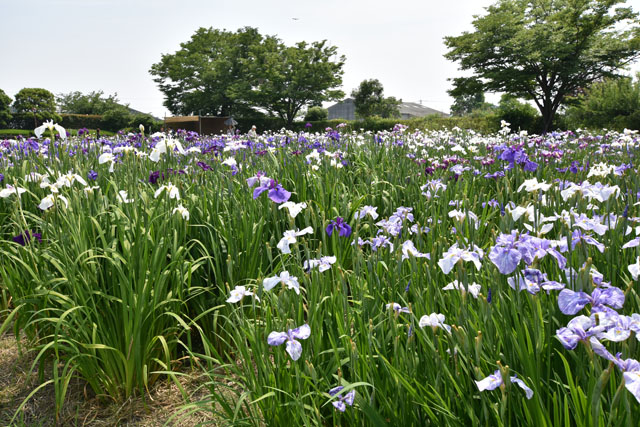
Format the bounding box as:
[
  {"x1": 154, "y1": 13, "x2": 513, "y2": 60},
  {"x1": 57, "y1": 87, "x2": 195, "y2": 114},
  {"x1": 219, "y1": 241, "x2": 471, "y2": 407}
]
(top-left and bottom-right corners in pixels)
[
  {"x1": 328, "y1": 386, "x2": 356, "y2": 412},
  {"x1": 197, "y1": 161, "x2": 212, "y2": 171},
  {"x1": 557, "y1": 287, "x2": 625, "y2": 315},
  {"x1": 12, "y1": 230, "x2": 42, "y2": 246},
  {"x1": 253, "y1": 179, "x2": 291, "y2": 204},
  {"x1": 485, "y1": 171, "x2": 505, "y2": 180},
  {"x1": 87, "y1": 170, "x2": 98, "y2": 181},
  {"x1": 267, "y1": 324, "x2": 310, "y2": 361},
  {"x1": 326, "y1": 217, "x2": 352, "y2": 237},
  {"x1": 0, "y1": 173, "x2": 3, "y2": 183},
  {"x1": 149, "y1": 170, "x2": 161, "y2": 184},
  {"x1": 305, "y1": 122, "x2": 313, "y2": 128}
]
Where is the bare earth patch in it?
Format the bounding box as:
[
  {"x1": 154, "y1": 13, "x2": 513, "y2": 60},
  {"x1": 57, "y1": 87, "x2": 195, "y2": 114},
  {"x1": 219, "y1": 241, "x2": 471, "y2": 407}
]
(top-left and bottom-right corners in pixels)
[{"x1": 0, "y1": 332, "x2": 216, "y2": 426}]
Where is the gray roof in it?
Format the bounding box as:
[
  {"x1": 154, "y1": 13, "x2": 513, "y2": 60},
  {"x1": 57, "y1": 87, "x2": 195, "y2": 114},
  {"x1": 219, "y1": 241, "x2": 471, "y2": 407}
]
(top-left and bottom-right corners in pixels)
[
  {"x1": 399, "y1": 102, "x2": 449, "y2": 118},
  {"x1": 327, "y1": 98, "x2": 449, "y2": 120}
]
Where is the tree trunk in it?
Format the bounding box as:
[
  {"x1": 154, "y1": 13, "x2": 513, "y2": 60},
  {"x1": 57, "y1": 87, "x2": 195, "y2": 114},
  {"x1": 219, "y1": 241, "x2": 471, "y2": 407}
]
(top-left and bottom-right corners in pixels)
[{"x1": 540, "y1": 101, "x2": 554, "y2": 135}]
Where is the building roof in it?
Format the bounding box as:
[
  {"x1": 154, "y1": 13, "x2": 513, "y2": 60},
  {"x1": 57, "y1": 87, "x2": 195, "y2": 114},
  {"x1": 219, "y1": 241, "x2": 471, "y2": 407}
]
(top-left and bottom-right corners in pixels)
[
  {"x1": 327, "y1": 98, "x2": 449, "y2": 120},
  {"x1": 399, "y1": 102, "x2": 448, "y2": 118}
]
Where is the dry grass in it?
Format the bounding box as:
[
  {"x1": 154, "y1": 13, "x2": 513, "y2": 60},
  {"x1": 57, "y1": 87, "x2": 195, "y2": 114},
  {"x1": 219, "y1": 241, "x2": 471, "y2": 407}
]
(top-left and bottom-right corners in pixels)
[{"x1": 0, "y1": 331, "x2": 218, "y2": 426}]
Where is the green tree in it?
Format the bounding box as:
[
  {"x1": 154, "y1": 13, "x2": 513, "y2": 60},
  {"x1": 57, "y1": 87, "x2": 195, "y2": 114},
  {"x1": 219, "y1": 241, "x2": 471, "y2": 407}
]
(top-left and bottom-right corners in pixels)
[
  {"x1": 249, "y1": 40, "x2": 345, "y2": 125},
  {"x1": 0, "y1": 89, "x2": 12, "y2": 128},
  {"x1": 150, "y1": 27, "x2": 345, "y2": 125},
  {"x1": 351, "y1": 79, "x2": 400, "y2": 119},
  {"x1": 101, "y1": 108, "x2": 131, "y2": 131},
  {"x1": 444, "y1": 0, "x2": 640, "y2": 133},
  {"x1": 566, "y1": 74, "x2": 640, "y2": 130},
  {"x1": 57, "y1": 90, "x2": 122, "y2": 115},
  {"x1": 13, "y1": 88, "x2": 60, "y2": 127},
  {"x1": 497, "y1": 94, "x2": 540, "y2": 132},
  {"x1": 450, "y1": 92, "x2": 485, "y2": 116},
  {"x1": 304, "y1": 106, "x2": 329, "y2": 121},
  {"x1": 150, "y1": 27, "x2": 273, "y2": 117}
]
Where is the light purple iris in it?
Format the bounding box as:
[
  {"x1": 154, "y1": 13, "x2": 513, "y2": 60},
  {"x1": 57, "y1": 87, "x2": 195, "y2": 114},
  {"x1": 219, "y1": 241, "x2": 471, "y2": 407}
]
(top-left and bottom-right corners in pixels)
[
  {"x1": 328, "y1": 386, "x2": 355, "y2": 412},
  {"x1": 267, "y1": 324, "x2": 311, "y2": 361},
  {"x1": 556, "y1": 315, "x2": 594, "y2": 350},
  {"x1": 475, "y1": 370, "x2": 533, "y2": 399},
  {"x1": 489, "y1": 232, "x2": 566, "y2": 275},
  {"x1": 507, "y1": 268, "x2": 565, "y2": 295},
  {"x1": 557, "y1": 287, "x2": 625, "y2": 315}
]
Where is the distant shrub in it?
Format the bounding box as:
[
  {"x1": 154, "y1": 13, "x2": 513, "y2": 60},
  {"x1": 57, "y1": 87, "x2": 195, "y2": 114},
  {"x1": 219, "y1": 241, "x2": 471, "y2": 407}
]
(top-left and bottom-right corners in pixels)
[
  {"x1": 565, "y1": 75, "x2": 640, "y2": 131},
  {"x1": 304, "y1": 107, "x2": 329, "y2": 121}
]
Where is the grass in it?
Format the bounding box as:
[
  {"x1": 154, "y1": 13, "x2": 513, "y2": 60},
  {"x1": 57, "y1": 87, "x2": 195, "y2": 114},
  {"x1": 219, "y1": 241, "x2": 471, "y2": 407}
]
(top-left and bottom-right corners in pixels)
[{"x1": 0, "y1": 125, "x2": 639, "y2": 425}]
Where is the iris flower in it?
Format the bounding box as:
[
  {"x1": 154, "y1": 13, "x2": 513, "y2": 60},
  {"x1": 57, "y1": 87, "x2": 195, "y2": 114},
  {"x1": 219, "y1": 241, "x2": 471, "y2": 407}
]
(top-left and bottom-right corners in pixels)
[
  {"x1": 154, "y1": 183, "x2": 180, "y2": 200},
  {"x1": 557, "y1": 287, "x2": 624, "y2": 315},
  {"x1": 253, "y1": 179, "x2": 291, "y2": 204},
  {"x1": 401, "y1": 240, "x2": 431, "y2": 261},
  {"x1": 172, "y1": 204, "x2": 190, "y2": 220},
  {"x1": 476, "y1": 370, "x2": 533, "y2": 399},
  {"x1": 438, "y1": 242, "x2": 484, "y2": 274},
  {"x1": 304, "y1": 256, "x2": 337, "y2": 272},
  {"x1": 629, "y1": 256, "x2": 640, "y2": 280},
  {"x1": 0, "y1": 185, "x2": 27, "y2": 199},
  {"x1": 326, "y1": 217, "x2": 352, "y2": 237},
  {"x1": 226, "y1": 285, "x2": 259, "y2": 304},
  {"x1": 267, "y1": 324, "x2": 310, "y2": 361},
  {"x1": 277, "y1": 227, "x2": 313, "y2": 254},
  {"x1": 386, "y1": 303, "x2": 410, "y2": 314},
  {"x1": 442, "y1": 280, "x2": 481, "y2": 299},
  {"x1": 357, "y1": 205, "x2": 379, "y2": 220},
  {"x1": 328, "y1": 386, "x2": 356, "y2": 412},
  {"x1": 278, "y1": 201, "x2": 307, "y2": 218},
  {"x1": 34, "y1": 120, "x2": 66, "y2": 139},
  {"x1": 38, "y1": 194, "x2": 69, "y2": 210},
  {"x1": 263, "y1": 271, "x2": 301, "y2": 294},
  {"x1": 418, "y1": 313, "x2": 451, "y2": 333}
]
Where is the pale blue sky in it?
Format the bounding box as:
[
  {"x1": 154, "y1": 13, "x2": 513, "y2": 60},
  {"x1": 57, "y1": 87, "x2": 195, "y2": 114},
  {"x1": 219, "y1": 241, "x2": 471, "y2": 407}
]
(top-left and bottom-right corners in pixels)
[{"x1": 1, "y1": 0, "x2": 639, "y2": 118}]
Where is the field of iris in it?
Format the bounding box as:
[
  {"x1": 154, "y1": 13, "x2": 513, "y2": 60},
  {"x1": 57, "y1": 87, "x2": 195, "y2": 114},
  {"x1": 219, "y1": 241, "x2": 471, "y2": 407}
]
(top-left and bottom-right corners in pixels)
[{"x1": 1, "y1": 121, "x2": 640, "y2": 426}]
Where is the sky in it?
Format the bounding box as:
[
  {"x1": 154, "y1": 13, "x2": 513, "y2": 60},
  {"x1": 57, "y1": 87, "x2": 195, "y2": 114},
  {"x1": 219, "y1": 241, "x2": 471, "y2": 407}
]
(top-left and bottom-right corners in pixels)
[{"x1": 2, "y1": 0, "x2": 640, "y2": 119}]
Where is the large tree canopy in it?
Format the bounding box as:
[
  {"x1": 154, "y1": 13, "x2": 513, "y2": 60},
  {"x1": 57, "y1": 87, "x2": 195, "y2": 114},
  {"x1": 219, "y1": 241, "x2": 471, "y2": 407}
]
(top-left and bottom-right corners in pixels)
[
  {"x1": 444, "y1": 0, "x2": 640, "y2": 132},
  {"x1": 150, "y1": 27, "x2": 345, "y2": 123},
  {"x1": 351, "y1": 79, "x2": 400, "y2": 119}
]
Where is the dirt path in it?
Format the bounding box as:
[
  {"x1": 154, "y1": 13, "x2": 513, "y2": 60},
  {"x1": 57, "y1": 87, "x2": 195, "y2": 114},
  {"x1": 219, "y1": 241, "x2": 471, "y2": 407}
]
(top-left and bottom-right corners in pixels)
[{"x1": 0, "y1": 332, "x2": 215, "y2": 426}]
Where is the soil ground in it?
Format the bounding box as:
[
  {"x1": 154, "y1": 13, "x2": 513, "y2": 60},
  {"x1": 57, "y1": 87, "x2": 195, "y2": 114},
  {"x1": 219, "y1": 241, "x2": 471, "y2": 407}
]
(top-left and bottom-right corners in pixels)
[{"x1": 0, "y1": 331, "x2": 216, "y2": 426}]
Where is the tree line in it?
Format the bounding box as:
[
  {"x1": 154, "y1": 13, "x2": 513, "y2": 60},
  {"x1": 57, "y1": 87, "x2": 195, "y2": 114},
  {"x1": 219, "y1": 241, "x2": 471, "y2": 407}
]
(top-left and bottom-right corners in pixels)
[{"x1": 0, "y1": 88, "x2": 159, "y2": 132}]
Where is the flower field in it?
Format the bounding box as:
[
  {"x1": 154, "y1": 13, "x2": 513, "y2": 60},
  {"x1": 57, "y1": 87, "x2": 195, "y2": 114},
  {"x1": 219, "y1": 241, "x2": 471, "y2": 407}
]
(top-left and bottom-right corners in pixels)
[{"x1": 1, "y1": 122, "x2": 640, "y2": 425}]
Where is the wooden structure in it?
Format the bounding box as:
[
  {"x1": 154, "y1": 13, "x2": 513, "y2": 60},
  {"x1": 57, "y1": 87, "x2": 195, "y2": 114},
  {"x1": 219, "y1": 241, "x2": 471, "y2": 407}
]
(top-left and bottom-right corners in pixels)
[{"x1": 163, "y1": 116, "x2": 230, "y2": 135}]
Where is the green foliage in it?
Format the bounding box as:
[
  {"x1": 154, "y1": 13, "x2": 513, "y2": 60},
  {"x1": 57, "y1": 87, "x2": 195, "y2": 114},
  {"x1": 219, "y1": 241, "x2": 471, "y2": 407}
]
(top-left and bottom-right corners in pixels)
[
  {"x1": 150, "y1": 27, "x2": 345, "y2": 125},
  {"x1": 248, "y1": 40, "x2": 345, "y2": 125},
  {"x1": 59, "y1": 114, "x2": 103, "y2": 130},
  {"x1": 129, "y1": 113, "x2": 161, "y2": 133},
  {"x1": 56, "y1": 90, "x2": 122, "y2": 115},
  {"x1": 450, "y1": 92, "x2": 486, "y2": 116},
  {"x1": 351, "y1": 79, "x2": 401, "y2": 119},
  {"x1": 100, "y1": 107, "x2": 132, "y2": 131},
  {"x1": 444, "y1": 0, "x2": 640, "y2": 132},
  {"x1": 566, "y1": 75, "x2": 640, "y2": 131},
  {"x1": 0, "y1": 88, "x2": 12, "y2": 128},
  {"x1": 0, "y1": 129, "x2": 35, "y2": 137},
  {"x1": 12, "y1": 88, "x2": 59, "y2": 125},
  {"x1": 304, "y1": 106, "x2": 329, "y2": 121},
  {"x1": 497, "y1": 95, "x2": 540, "y2": 133}
]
